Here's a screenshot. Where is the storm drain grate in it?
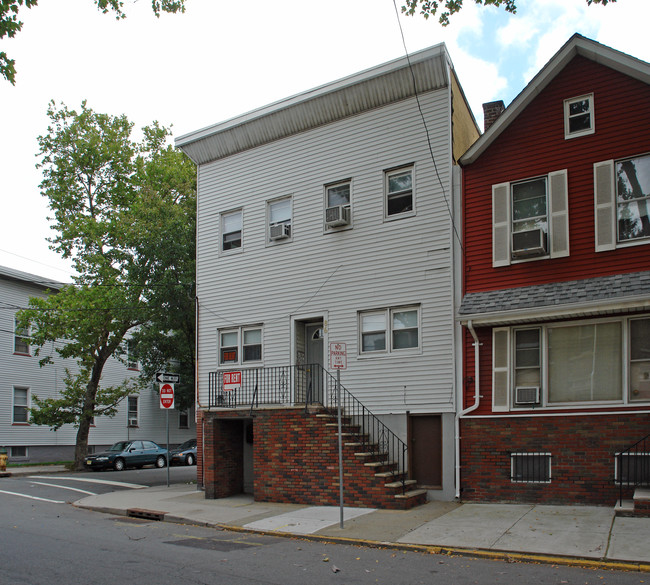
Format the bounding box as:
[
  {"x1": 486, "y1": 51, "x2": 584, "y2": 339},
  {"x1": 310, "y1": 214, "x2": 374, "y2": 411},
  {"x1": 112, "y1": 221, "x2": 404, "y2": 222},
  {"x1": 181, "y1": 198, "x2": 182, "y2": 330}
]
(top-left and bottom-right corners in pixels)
[{"x1": 127, "y1": 508, "x2": 166, "y2": 521}]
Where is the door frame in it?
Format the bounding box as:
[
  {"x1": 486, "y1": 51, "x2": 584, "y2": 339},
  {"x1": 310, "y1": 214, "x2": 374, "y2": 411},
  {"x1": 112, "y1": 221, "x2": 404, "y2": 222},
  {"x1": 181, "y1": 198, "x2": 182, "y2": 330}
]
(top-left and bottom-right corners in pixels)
[{"x1": 290, "y1": 312, "x2": 328, "y2": 404}]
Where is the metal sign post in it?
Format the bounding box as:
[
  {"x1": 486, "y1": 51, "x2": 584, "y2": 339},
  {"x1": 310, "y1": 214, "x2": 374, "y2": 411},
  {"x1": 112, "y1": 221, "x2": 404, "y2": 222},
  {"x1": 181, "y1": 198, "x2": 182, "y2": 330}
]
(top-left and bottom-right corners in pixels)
[
  {"x1": 329, "y1": 343, "x2": 347, "y2": 529},
  {"x1": 159, "y1": 383, "x2": 175, "y2": 488}
]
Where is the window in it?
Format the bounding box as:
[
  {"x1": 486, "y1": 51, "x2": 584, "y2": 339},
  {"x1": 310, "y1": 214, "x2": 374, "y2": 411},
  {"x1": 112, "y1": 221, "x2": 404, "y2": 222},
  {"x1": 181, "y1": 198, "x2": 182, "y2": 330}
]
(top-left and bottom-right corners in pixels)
[
  {"x1": 564, "y1": 94, "x2": 594, "y2": 138},
  {"x1": 325, "y1": 181, "x2": 351, "y2": 228},
  {"x1": 617, "y1": 154, "x2": 650, "y2": 243},
  {"x1": 126, "y1": 340, "x2": 138, "y2": 370},
  {"x1": 179, "y1": 410, "x2": 189, "y2": 429},
  {"x1": 221, "y1": 209, "x2": 242, "y2": 252},
  {"x1": 13, "y1": 387, "x2": 28, "y2": 423},
  {"x1": 492, "y1": 170, "x2": 568, "y2": 266},
  {"x1": 10, "y1": 446, "x2": 27, "y2": 458},
  {"x1": 127, "y1": 396, "x2": 138, "y2": 427},
  {"x1": 219, "y1": 326, "x2": 262, "y2": 365},
  {"x1": 511, "y1": 453, "x2": 552, "y2": 483},
  {"x1": 268, "y1": 197, "x2": 292, "y2": 241},
  {"x1": 360, "y1": 307, "x2": 419, "y2": 355},
  {"x1": 493, "y1": 317, "x2": 650, "y2": 411},
  {"x1": 14, "y1": 318, "x2": 30, "y2": 355},
  {"x1": 385, "y1": 167, "x2": 414, "y2": 218}
]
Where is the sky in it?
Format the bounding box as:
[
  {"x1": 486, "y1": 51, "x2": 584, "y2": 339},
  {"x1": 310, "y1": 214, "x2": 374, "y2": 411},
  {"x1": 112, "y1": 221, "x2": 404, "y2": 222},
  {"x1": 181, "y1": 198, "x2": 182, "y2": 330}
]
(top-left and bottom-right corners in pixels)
[{"x1": 1, "y1": 0, "x2": 649, "y2": 281}]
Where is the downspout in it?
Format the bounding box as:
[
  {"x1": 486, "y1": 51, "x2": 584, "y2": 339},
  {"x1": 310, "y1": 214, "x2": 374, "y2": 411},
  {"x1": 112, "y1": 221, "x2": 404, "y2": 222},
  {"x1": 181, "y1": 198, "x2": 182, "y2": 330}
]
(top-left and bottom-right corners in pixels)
[{"x1": 455, "y1": 319, "x2": 481, "y2": 499}]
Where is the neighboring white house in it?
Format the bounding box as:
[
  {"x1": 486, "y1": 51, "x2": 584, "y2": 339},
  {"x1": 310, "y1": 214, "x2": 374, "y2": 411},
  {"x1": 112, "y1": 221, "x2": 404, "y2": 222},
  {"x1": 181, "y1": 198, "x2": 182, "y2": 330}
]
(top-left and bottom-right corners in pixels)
[
  {"x1": 0, "y1": 265, "x2": 195, "y2": 463},
  {"x1": 177, "y1": 43, "x2": 479, "y2": 501}
]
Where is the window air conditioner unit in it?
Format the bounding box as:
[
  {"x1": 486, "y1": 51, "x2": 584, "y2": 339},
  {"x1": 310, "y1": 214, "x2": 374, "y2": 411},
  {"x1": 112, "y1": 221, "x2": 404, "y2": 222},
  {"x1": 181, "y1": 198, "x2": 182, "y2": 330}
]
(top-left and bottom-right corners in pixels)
[
  {"x1": 269, "y1": 223, "x2": 290, "y2": 240},
  {"x1": 128, "y1": 418, "x2": 138, "y2": 427},
  {"x1": 512, "y1": 228, "x2": 547, "y2": 258},
  {"x1": 515, "y1": 386, "x2": 540, "y2": 406},
  {"x1": 325, "y1": 205, "x2": 350, "y2": 227}
]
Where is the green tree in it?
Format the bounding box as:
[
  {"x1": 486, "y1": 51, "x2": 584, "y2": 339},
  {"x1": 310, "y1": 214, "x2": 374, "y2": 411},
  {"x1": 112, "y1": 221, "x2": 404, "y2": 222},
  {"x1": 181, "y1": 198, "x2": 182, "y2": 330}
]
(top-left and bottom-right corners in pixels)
[
  {"x1": 17, "y1": 101, "x2": 196, "y2": 470},
  {"x1": 402, "y1": 0, "x2": 615, "y2": 26},
  {"x1": 1, "y1": 0, "x2": 186, "y2": 84}
]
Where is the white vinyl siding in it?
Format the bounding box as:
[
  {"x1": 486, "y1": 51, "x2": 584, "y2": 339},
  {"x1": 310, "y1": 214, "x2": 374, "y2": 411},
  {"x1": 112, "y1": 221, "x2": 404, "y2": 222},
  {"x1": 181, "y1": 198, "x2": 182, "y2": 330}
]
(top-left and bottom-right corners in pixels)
[
  {"x1": 0, "y1": 272, "x2": 195, "y2": 452},
  {"x1": 195, "y1": 88, "x2": 457, "y2": 415},
  {"x1": 492, "y1": 169, "x2": 569, "y2": 266}
]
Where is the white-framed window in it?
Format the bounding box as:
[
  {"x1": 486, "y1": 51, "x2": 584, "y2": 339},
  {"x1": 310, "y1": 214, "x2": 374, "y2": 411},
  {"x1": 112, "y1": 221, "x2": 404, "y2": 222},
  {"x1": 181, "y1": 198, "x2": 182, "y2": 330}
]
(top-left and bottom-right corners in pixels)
[
  {"x1": 127, "y1": 396, "x2": 138, "y2": 427},
  {"x1": 492, "y1": 169, "x2": 569, "y2": 266},
  {"x1": 564, "y1": 94, "x2": 595, "y2": 139},
  {"x1": 219, "y1": 326, "x2": 263, "y2": 365},
  {"x1": 179, "y1": 409, "x2": 189, "y2": 429},
  {"x1": 595, "y1": 153, "x2": 650, "y2": 250},
  {"x1": 13, "y1": 386, "x2": 29, "y2": 424},
  {"x1": 492, "y1": 316, "x2": 650, "y2": 412},
  {"x1": 14, "y1": 318, "x2": 30, "y2": 355},
  {"x1": 359, "y1": 306, "x2": 420, "y2": 355},
  {"x1": 126, "y1": 340, "x2": 138, "y2": 371},
  {"x1": 564, "y1": 94, "x2": 594, "y2": 139},
  {"x1": 267, "y1": 196, "x2": 292, "y2": 242},
  {"x1": 221, "y1": 209, "x2": 242, "y2": 252},
  {"x1": 385, "y1": 166, "x2": 414, "y2": 219},
  {"x1": 325, "y1": 180, "x2": 352, "y2": 229},
  {"x1": 511, "y1": 453, "x2": 552, "y2": 483}
]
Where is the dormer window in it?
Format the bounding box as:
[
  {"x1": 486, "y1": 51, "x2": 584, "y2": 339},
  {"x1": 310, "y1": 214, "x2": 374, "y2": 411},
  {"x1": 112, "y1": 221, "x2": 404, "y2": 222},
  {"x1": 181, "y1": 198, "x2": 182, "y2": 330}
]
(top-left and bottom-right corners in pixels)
[{"x1": 564, "y1": 94, "x2": 594, "y2": 139}]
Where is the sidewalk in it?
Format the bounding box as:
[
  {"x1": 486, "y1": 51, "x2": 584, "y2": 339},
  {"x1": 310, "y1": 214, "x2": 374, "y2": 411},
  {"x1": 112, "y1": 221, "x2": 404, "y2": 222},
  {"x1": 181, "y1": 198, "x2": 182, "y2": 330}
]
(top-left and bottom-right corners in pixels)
[{"x1": 5, "y1": 465, "x2": 650, "y2": 570}]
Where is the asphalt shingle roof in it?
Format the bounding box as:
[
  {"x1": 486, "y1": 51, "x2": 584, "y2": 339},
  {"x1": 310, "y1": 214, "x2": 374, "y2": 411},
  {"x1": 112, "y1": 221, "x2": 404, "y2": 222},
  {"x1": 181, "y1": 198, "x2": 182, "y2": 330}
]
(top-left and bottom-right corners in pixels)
[{"x1": 459, "y1": 270, "x2": 650, "y2": 317}]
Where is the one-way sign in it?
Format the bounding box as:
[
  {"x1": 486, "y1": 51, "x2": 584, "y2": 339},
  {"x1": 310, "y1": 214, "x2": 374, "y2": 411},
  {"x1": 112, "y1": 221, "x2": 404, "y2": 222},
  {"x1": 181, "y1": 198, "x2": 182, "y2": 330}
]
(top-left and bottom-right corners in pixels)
[{"x1": 155, "y1": 372, "x2": 180, "y2": 384}]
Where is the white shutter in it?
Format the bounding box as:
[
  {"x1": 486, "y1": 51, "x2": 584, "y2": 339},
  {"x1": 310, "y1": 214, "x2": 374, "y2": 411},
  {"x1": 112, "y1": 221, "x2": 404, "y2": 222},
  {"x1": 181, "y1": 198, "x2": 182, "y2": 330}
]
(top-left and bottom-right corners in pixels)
[
  {"x1": 492, "y1": 328, "x2": 510, "y2": 412},
  {"x1": 492, "y1": 182, "x2": 511, "y2": 267},
  {"x1": 549, "y1": 169, "x2": 569, "y2": 258},
  {"x1": 594, "y1": 160, "x2": 616, "y2": 252}
]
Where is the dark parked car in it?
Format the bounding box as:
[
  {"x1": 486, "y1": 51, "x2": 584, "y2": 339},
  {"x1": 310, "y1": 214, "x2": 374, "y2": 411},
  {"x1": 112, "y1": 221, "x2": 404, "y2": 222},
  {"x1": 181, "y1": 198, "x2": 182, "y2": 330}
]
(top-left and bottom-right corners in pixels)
[
  {"x1": 85, "y1": 440, "x2": 168, "y2": 471},
  {"x1": 170, "y1": 438, "x2": 197, "y2": 466}
]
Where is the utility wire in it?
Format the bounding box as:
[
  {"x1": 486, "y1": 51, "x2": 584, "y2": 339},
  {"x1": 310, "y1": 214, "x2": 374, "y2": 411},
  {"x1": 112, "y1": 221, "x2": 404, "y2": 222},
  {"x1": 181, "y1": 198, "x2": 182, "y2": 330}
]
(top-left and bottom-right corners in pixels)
[{"x1": 391, "y1": 0, "x2": 464, "y2": 253}]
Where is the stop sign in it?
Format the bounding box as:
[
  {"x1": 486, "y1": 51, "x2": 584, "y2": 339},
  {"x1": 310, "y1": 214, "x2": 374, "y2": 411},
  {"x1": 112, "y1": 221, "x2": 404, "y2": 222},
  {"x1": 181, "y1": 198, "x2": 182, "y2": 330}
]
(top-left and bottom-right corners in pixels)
[{"x1": 160, "y1": 383, "x2": 175, "y2": 409}]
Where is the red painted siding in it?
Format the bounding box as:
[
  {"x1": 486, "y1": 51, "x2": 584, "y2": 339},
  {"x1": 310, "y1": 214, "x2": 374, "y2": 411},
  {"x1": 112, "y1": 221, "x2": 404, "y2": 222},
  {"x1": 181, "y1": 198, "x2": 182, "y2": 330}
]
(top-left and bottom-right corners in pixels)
[{"x1": 462, "y1": 56, "x2": 650, "y2": 294}]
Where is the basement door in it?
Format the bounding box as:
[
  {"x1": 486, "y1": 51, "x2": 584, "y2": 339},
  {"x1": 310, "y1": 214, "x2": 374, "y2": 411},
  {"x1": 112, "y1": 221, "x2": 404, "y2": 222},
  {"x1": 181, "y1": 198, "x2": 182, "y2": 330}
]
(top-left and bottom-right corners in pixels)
[{"x1": 408, "y1": 414, "x2": 442, "y2": 489}]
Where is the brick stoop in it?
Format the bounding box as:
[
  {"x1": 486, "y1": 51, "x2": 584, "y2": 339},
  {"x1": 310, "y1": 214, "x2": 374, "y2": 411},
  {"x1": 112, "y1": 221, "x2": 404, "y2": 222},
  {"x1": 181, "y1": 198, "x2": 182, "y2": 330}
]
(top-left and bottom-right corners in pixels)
[
  {"x1": 614, "y1": 488, "x2": 650, "y2": 517},
  {"x1": 318, "y1": 413, "x2": 427, "y2": 510}
]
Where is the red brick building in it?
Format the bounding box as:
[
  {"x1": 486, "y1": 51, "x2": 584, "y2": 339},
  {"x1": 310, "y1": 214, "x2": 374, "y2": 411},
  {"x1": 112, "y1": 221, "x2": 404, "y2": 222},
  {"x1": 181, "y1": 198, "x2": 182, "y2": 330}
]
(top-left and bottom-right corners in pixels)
[{"x1": 457, "y1": 35, "x2": 650, "y2": 505}]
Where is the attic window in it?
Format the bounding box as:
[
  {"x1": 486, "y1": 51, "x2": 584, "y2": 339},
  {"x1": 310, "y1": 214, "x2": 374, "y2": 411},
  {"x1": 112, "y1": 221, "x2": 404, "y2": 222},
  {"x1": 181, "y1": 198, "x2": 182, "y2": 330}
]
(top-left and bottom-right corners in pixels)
[{"x1": 564, "y1": 94, "x2": 594, "y2": 139}]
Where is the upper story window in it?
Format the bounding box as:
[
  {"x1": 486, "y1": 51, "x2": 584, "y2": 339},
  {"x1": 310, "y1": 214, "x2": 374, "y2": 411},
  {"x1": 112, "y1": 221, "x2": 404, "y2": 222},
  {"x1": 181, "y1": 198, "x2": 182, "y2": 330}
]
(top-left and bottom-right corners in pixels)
[
  {"x1": 13, "y1": 386, "x2": 29, "y2": 424},
  {"x1": 268, "y1": 197, "x2": 292, "y2": 242},
  {"x1": 492, "y1": 170, "x2": 569, "y2": 266},
  {"x1": 14, "y1": 318, "x2": 30, "y2": 355},
  {"x1": 595, "y1": 153, "x2": 650, "y2": 251},
  {"x1": 219, "y1": 326, "x2": 263, "y2": 365},
  {"x1": 359, "y1": 306, "x2": 420, "y2": 355},
  {"x1": 564, "y1": 94, "x2": 594, "y2": 139},
  {"x1": 616, "y1": 154, "x2": 650, "y2": 243},
  {"x1": 385, "y1": 166, "x2": 414, "y2": 219},
  {"x1": 325, "y1": 181, "x2": 351, "y2": 229},
  {"x1": 221, "y1": 209, "x2": 242, "y2": 252},
  {"x1": 492, "y1": 316, "x2": 650, "y2": 412},
  {"x1": 511, "y1": 177, "x2": 548, "y2": 258},
  {"x1": 126, "y1": 340, "x2": 138, "y2": 371}
]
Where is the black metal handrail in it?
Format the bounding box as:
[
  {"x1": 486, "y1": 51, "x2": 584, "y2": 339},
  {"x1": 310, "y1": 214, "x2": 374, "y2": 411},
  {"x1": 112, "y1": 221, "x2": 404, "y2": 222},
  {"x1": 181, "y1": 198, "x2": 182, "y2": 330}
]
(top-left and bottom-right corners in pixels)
[
  {"x1": 207, "y1": 364, "x2": 410, "y2": 492},
  {"x1": 617, "y1": 432, "x2": 650, "y2": 505}
]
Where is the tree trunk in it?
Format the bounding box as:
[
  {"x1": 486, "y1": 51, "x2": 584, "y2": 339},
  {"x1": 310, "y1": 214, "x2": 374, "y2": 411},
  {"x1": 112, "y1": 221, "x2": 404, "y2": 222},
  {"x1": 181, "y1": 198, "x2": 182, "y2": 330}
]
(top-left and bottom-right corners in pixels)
[{"x1": 73, "y1": 356, "x2": 108, "y2": 470}]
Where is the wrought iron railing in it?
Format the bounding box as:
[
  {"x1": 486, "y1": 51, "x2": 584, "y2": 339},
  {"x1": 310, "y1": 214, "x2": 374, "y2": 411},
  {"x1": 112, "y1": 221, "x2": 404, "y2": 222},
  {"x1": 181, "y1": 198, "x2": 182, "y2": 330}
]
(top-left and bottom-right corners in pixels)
[
  {"x1": 617, "y1": 433, "x2": 650, "y2": 505},
  {"x1": 207, "y1": 364, "x2": 409, "y2": 491}
]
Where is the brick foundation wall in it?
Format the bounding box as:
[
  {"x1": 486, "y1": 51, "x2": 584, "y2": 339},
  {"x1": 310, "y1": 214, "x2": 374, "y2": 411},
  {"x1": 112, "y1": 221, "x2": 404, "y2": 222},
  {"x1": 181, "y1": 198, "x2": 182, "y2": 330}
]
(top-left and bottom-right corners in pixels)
[
  {"x1": 200, "y1": 407, "x2": 408, "y2": 509},
  {"x1": 460, "y1": 413, "x2": 650, "y2": 505}
]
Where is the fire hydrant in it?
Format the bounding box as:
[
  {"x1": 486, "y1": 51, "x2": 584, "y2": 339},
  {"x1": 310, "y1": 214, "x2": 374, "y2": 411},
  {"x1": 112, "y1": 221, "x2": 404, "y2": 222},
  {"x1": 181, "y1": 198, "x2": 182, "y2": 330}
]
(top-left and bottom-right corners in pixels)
[{"x1": 0, "y1": 449, "x2": 7, "y2": 472}]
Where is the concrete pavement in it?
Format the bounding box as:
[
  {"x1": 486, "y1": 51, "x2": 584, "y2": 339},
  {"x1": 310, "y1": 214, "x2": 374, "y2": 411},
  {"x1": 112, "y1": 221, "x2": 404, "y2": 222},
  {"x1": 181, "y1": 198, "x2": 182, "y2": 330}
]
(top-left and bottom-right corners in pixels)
[{"x1": 4, "y1": 465, "x2": 650, "y2": 570}]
